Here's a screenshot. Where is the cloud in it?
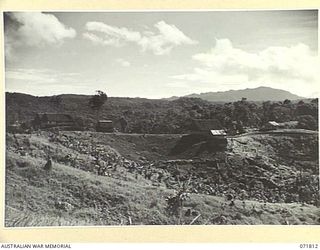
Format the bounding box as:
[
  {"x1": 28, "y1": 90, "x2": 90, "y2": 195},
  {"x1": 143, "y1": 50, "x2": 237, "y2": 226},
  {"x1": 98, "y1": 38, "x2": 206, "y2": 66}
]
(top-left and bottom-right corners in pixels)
[
  {"x1": 115, "y1": 58, "x2": 131, "y2": 67},
  {"x1": 6, "y1": 68, "x2": 81, "y2": 85},
  {"x1": 4, "y1": 38, "x2": 14, "y2": 59},
  {"x1": 82, "y1": 32, "x2": 106, "y2": 45},
  {"x1": 5, "y1": 12, "x2": 76, "y2": 60},
  {"x1": 83, "y1": 20, "x2": 197, "y2": 55},
  {"x1": 10, "y1": 12, "x2": 76, "y2": 46},
  {"x1": 6, "y1": 68, "x2": 58, "y2": 84},
  {"x1": 138, "y1": 21, "x2": 197, "y2": 55},
  {"x1": 5, "y1": 68, "x2": 93, "y2": 95},
  {"x1": 172, "y1": 39, "x2": 319, "y2": 97},
  {"x1": 85, "y1": 21, "x2": 141, "y2": 47}
]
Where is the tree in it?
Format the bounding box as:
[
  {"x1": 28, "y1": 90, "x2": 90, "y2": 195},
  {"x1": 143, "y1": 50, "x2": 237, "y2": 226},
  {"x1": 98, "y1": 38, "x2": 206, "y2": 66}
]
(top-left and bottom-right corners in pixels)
[
  {"x1": 233, "y1": 100, "x2": 250, "y2": 125},
  {"x1": 89, "y1": 90, "x2": 108, "y2": 122},
  {"x1": 311, "y1": 98, "x2": 318, "y2": 104},
  {"x1": 283, "y1": 99, "x2": 291, "y2": 105},
  {"x1": 297, "y1": 115, "x2": 317, "y2": 130},
  {"x1": 295, "y1": 102, "x2": 317, "y2": 116}
]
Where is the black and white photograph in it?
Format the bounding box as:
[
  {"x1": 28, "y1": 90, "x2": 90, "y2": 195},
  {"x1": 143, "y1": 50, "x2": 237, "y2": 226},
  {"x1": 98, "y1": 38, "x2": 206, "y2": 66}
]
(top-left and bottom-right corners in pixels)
[{"x1": 4, "y1": 10, "x2": 319, "y2": 227}]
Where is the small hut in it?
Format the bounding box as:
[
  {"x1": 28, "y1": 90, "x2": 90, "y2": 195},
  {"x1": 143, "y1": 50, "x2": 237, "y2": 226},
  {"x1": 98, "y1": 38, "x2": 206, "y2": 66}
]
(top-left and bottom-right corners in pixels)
[
  {"x1": 262, "y1": 120, "x2": 299, "y2": 131},
  {"x1": 171, "y1": 119, "x2": 227, "y2": 155},
  {"x1": 33, "y1": 113, "x2": 75, "y2": 129},
  {"x1": 96, "y1": 120, "x2": 113, "y2": 132},
  {"x1": 261, "y1": 121, "x2": 281, "y2": 131},
  {"x1": 210, "y1": 129, "x2": 227, "y2": 137}
]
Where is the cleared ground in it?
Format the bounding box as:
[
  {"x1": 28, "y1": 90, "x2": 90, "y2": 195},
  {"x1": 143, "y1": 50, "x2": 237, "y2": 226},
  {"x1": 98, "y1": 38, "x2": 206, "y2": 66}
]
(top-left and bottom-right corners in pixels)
[{"x1": 5, "y1": 130, "x2": 320, "y2": 226}]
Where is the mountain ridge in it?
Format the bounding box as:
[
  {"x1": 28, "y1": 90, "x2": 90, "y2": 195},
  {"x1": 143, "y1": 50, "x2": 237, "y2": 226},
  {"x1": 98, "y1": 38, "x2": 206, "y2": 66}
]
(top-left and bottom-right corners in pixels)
[
  {"x1": 167, "y1": 86, "x2": 304, "y2": 102},
  {"x1": 7, "y1": 86, "x2": 304, "y2": 102}
]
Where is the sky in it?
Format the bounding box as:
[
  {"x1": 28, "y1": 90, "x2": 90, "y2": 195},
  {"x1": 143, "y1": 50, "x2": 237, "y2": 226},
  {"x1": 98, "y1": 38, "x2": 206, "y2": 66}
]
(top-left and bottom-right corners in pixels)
[{"x1": 4, "y1": 10, "x2": 319, "y2": 98}]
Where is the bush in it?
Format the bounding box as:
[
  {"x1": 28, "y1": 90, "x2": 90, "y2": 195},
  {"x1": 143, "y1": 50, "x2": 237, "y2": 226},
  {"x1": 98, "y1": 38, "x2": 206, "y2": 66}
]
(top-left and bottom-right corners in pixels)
[{"x1": 297, "y1": 115, "x2": 318, "y2": 130}]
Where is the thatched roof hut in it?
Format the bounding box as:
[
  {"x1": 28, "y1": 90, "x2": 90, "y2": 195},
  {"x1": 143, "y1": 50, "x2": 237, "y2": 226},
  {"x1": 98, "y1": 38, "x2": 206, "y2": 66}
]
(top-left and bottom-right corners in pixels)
[
  {"x1": 34, "y1": 113, "x2": 75, "y2": 128},
  {"x1": 96, "y1": 120, "x2": 113, "y2": 132}
]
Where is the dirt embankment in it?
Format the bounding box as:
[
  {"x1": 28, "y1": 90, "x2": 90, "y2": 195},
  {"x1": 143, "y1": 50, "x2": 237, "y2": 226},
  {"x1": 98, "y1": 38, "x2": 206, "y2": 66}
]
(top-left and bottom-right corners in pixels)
[{"x1": 5, "y1": 130, "x2": 320, "y2": 226}]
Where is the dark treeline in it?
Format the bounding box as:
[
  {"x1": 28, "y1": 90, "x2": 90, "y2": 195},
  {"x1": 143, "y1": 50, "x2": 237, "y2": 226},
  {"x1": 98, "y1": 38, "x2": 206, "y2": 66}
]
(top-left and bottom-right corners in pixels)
[{"x1": 6, "y1": 92, "x2": 318, "y2": 133}]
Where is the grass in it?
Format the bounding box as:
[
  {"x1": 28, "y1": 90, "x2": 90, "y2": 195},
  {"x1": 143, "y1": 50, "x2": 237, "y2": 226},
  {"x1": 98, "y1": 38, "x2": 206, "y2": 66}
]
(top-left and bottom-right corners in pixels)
[
  {"x1": 5, "y1": 206, "x2": 91, "y2": 227},
  {"x1": 5, "y1": 132, "x2": 320, "y2": 226},
  {"x1": 6, "y1": 150, "x2": 177, "y2": 226}
]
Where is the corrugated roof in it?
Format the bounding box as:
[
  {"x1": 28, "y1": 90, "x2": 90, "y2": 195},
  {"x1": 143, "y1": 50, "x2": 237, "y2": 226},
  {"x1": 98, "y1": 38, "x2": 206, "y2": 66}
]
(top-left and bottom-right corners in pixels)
[
  {"x1": 98, "y1": 120, "x2": 113, "y2": 123},
  {"x1": 268, "y1": 121, "x2": 280, "y2": 126},
  {"x1": 210, "y1": 130, "x2": 227, "y2": 136}
]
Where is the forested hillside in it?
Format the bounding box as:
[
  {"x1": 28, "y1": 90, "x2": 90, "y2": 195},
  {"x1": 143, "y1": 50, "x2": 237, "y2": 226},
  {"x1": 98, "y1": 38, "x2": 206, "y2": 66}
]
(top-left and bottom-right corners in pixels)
[{"x1": 6, "y1": 92, "x2": 318, "y2": 133}]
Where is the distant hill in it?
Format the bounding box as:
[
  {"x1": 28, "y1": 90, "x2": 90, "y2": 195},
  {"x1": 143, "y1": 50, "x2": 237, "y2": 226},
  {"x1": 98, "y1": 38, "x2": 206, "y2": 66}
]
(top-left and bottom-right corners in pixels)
[
  {"x1": 169, "y1": 86, "x2": 304, "y2": 102},
  {"x1": 6, "y1": 89, "x2": 317, "y2": 133}
]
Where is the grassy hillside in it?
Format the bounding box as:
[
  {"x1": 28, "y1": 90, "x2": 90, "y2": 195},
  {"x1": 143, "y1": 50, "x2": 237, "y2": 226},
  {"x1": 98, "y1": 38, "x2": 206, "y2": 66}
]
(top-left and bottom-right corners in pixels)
[{"x1": 5, "y1": 130, "x2": 319, "y2": 226}]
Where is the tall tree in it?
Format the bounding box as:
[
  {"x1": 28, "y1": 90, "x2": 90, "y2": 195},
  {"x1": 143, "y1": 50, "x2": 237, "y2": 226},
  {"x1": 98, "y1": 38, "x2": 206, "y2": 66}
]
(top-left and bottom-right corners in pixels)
[{"x1": 89, "y1": 90, "x2": 108, "y2": 122}]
